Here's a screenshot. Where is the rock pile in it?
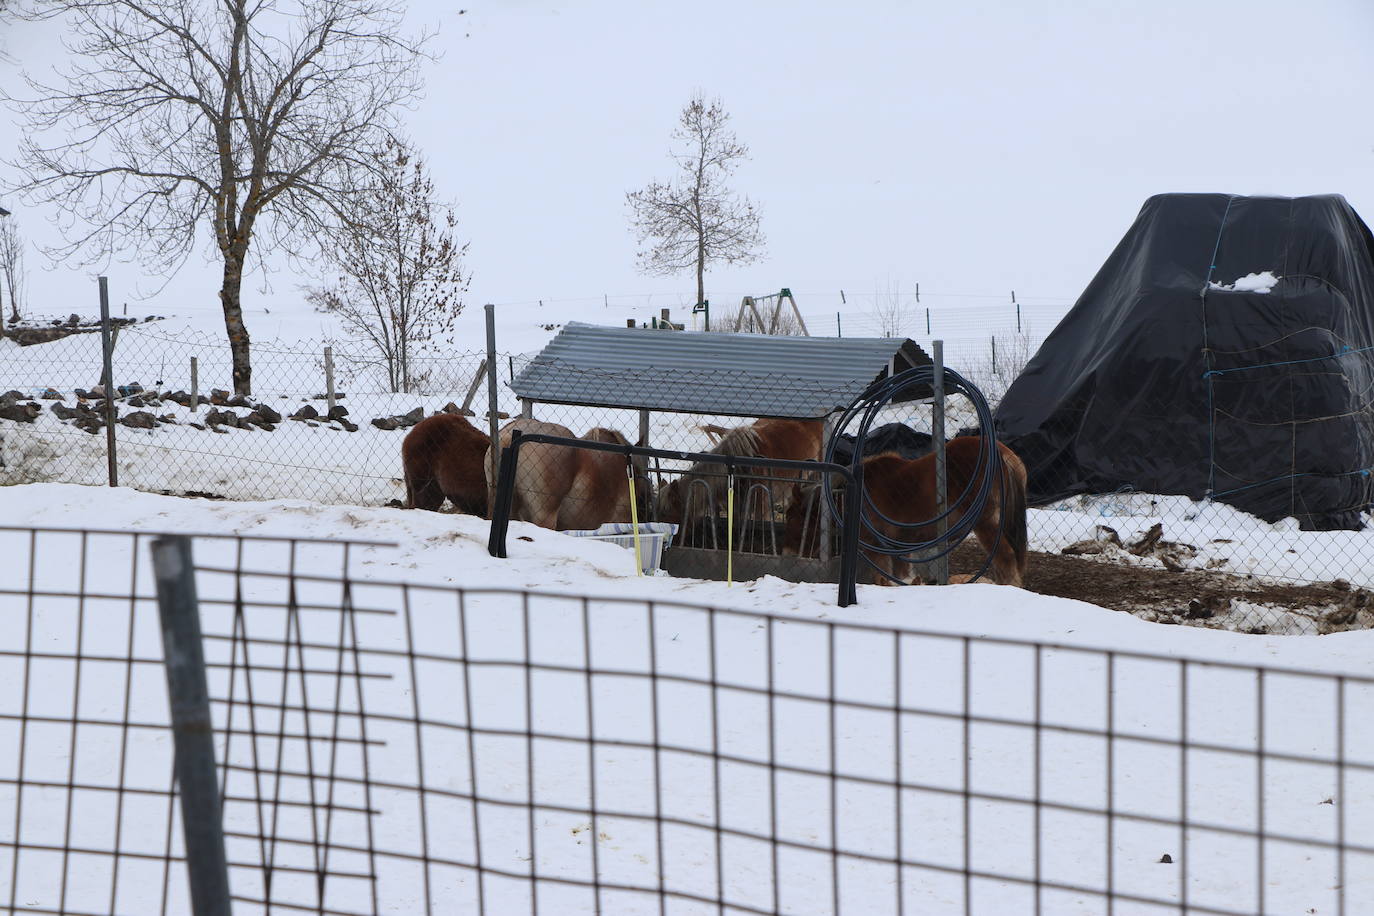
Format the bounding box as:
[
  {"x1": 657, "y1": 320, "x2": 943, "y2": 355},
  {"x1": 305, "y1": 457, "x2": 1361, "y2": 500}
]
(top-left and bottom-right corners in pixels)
[{"x1": 3, "y1": 385, "x2": 506, "y2": 440}]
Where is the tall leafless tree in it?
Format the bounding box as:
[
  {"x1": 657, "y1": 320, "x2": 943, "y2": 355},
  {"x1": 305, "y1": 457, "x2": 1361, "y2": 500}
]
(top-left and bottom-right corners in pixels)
[
  {"x1": 970, "y1": 332, "x2": 1036, "y2": 409},
  {"x1": 0, "y1": 217, "x2": 24, "y2": 332},
  {"x1": 627, "y1": 94, "x2": 765, "y2": 311},
  {"x1": 3, "y1": 0, "x2": 429, "y2": 393},
  {"x1": 305, "y1": 138, "x2": 468, "y2": 394},
  {"x1": 870, "y1": 277, "x2": 910, "y2": 338}
]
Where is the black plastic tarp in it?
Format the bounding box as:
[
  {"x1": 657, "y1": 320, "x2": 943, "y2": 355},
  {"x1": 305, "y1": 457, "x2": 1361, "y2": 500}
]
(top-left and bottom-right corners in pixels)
[{"x1": 994, "y1": 193, "x2": 1374, "y2": 530}]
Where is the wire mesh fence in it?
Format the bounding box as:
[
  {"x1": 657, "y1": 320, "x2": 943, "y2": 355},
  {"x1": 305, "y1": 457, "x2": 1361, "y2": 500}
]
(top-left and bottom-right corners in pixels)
[
  {"x1": 3, "y1": 310, "x2": 1373, "y2": 624},
  {"x1": 2, "y1": 524, "x2": 1373, "y2": 915},
  {"x1": 0, "y1": 323, "x2": 507, "y2": 504}
]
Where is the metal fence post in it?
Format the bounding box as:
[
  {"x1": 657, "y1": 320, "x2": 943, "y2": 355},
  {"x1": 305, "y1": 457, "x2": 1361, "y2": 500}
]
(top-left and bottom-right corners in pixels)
[
  {"x1": 150, "y1": 535, "x2": 232, "y2": 916},
  {"x1": 98, "y1": 277, "x2": 118, "y2": 487},
  {"x1": 487, "y1": 430, "x2": 521, "y2": 558},
  {"x1": 324, "y1": 346, "x2": 336, "y2": 415},
  {"x1": 932, "y1": 340, "x2": 949, "y2": 585},
  {"x1": 190, "y1": 357, "x2": 199, "y2": 417},
  {"x1": 837, "y1": 464, "x2": 861, "y2": 606},
  {"x1": 484, "y1": 304, "x2": 500, "y2": 447}
]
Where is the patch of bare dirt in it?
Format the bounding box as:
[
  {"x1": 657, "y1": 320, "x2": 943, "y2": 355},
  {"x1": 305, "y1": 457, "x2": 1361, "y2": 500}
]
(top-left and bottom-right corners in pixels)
[{"x1": 949, "y1": 542, "x2": 1374, "y2": 635}]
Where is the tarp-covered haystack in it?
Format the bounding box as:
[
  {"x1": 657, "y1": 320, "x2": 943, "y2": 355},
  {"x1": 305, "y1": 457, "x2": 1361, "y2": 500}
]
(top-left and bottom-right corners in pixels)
[{"x1": 996, "y1": 193, "x2": 1374, "y2": 530}]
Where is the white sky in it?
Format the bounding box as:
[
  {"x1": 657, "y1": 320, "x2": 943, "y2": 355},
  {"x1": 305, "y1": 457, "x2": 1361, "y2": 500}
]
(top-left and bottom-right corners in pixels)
[{"x1": 3, "y1": 0, "x2": 1374, "y2": 331}]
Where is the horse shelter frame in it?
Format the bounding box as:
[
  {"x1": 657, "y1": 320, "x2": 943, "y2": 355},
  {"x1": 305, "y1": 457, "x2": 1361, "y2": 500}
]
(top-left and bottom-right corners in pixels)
[{"x1": 485, "y1": 430, "x2": 864, "y2": 606}]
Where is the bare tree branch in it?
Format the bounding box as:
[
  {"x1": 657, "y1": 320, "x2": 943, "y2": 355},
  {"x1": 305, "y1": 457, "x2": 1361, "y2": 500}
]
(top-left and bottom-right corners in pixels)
[
  {"x1": 306, "y1": 138, "x2": 469, "y2": 394},
  {"x1": 3, "y1": 0, "x2": 431, "y2": 393},
  {"x1": 626, "y1": 93, "x2": 765, "y2": 311},
  {"x1": 871, "y1": 277, "x2": 909, "y2": 338}
]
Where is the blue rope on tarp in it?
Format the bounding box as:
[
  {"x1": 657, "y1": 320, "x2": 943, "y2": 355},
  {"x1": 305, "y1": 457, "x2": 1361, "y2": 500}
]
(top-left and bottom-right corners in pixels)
[
  {"x1": 1202, "y1": 344, "x2": 1374, "y2": 378},
  {"x1": 1208, "y1": 466, "x2": 1373, "y2": 501},
  {"x1": 1201, "y1": 195, "x2": 1235, "y2": 498}
]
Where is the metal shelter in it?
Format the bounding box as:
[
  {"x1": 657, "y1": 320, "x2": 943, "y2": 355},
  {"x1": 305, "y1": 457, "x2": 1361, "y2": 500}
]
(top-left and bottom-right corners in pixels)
[{"x1": 510, "y1": 322, "x2": 932, "y2": 420}]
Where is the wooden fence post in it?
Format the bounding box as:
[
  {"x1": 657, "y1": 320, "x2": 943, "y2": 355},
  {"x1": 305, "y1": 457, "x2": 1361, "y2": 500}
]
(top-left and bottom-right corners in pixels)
[{"x1": 324, "y1": 346, "x2": 336, "y2": 414}]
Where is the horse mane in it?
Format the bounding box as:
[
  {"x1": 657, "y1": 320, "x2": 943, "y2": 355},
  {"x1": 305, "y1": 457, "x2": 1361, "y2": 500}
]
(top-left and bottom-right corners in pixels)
[
  {"x1": 705, "y1": 424, "x2": 761, "y2": 458},
  {"x1": 583, "y1": 427, "x2": 629, "y2": 445},
  {"x1": 697, "y1": 423, "x2": 730, "y2": 444}
]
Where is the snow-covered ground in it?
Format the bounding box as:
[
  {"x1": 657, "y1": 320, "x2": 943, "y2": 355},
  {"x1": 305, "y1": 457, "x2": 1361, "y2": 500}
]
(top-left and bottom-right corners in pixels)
[
  {"x1": 1037, "y1": 493, "x2": 1374, "y2": 588},
  {"x1": 2, "y1": 483, "x2": 1373, "y2": 914}
]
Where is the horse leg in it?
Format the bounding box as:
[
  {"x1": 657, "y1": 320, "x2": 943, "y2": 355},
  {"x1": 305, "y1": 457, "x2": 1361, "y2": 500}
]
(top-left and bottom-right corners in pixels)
[
  {"x1": 407, "y1": 475, "x2": 444, "y2": 511},
  {"x1": 973, "y1": 504, "x2": 1023, "y2": 587},
  {"x1": 455, "y1": 492, "x2": 489, "y2": 519},
  {"x1": 863, "y1": 521, "x2": 910, "y2": 586}
]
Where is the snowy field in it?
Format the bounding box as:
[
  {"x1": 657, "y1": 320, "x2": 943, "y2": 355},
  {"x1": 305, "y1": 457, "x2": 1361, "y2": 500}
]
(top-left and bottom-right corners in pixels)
[{"x1": 2, "y1": 484, "x2": 1374, "y2": 915}]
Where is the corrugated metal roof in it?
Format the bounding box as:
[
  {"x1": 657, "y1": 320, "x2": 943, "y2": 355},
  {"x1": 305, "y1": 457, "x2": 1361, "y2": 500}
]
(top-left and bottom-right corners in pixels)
[{"x1": 511, "y1": 322, "x2": 932, "y2": 418}]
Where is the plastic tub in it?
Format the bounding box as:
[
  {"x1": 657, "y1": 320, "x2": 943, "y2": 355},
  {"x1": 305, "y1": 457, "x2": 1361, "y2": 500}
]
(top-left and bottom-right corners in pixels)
[{"x1": 564, "y1": 522, "x2": 679, "y2": 575}]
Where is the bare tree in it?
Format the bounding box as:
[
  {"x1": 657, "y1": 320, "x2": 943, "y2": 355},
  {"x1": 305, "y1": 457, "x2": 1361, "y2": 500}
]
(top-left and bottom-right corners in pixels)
[
  {"x1": 4, "y1": 0, "x2": 428, "y2": 394},
  {"x1": 305, "y1": 139, "x2": 468, "y2": 394},
  {"x1": 627, "y1": 94, "x2": 765, "y2": 310},
  {"x1": 871, "y1": 277, "x2": 909, "y2": 338},
  {"x1": 969, "y1": 333, "x2": 1036, "y2": 409},
  {"x1": 0, "y1": 217, "x2": 23, "y2": 332}
]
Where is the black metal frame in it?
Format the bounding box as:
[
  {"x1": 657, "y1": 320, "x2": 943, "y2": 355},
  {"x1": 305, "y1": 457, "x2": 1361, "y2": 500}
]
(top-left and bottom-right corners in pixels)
[
  {"x1": 486, "y1": 430, "x2": 863, "y2": 606},
  {"x1": 5, "y1": 525, "x2": 1372, "y2": 915}
]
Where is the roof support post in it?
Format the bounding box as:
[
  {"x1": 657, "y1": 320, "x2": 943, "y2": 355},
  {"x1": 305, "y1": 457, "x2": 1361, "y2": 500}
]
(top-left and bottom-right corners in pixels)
[{"x1": 819, "y1": 414, "x2": 834, "y2": 563}]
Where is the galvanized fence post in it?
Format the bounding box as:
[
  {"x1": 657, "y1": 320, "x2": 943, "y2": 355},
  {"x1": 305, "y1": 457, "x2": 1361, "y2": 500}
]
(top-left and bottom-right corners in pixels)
[
  {"x1": 150, "y1": 535, "x2": 232, "y2": 916},
  {"x1": 98, "y1": 277, "x2": 118, "y2": 487},
  {"x1": 932, "y1": 340, "x2": 949, "y2": 585},
  {"x1": 190, "y1": 356, "x2": 199, "y2": 417}
]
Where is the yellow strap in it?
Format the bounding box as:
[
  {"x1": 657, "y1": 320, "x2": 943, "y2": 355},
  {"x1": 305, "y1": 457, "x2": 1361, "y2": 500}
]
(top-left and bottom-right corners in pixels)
[
  {"x1": 626, "y1": 466, "x2": 643, "y2": 576},
  {"x1": 726, "y1": 474, "x2": 734, "y2": 587}
]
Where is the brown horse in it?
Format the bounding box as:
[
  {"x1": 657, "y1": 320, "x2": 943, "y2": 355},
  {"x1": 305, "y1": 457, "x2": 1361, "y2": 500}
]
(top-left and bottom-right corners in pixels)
[
  {"x1": 658, "y1": 418, "x2": 825, "y2": 525},
  {"x1": 401, "y1": 412, "x2": 491, "y2": 516},
  {"x1": 485, "y1": 418, "x2": 647, "y2": 530},
  {"x1": 858, "y1": 436, "x2": 1028, "y2": 587}
]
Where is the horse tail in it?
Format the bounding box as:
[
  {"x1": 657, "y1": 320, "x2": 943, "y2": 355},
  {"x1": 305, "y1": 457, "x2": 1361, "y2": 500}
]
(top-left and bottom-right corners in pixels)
[{"x1": 1001, "y1": 448, "x2": 1029, "y2": 571}]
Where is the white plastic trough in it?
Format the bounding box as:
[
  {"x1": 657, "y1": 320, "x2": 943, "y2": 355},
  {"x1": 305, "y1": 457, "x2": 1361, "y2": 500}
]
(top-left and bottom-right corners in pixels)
[{"x1": 564, "y1": 522, "x2": 679, "y2": 575}]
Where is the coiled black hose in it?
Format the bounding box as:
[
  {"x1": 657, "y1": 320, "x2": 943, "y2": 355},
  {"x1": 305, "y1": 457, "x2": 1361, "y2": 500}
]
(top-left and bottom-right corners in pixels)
[{"x1": 822, "y1": 365, "x2": 1006, "y2": 584}]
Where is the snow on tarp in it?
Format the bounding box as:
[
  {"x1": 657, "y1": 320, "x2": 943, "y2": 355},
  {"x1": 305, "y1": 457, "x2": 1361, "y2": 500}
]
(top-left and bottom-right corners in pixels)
[
  {"x1": 1208, "y1": 269, "x2": 1282, "y2": 294},
  {"x1": 995, "y1": 193, "x2": 1374, "y2": 530}
]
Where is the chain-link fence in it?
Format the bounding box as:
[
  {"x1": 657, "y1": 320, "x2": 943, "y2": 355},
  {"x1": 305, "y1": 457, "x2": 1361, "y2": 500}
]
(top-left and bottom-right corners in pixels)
[
  {"x1": 990, "y1": 375, "x2": 1374, "y2": 635},
  {"x1": 0, "y1": 321, "x2": 508, "y2": 505},
  {"x1": 3, "y1": 524, "x2": 1372, "y2": 915},
  {"x1": 3, "y1": 310, "x2": 1372, "y2": 634}
]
